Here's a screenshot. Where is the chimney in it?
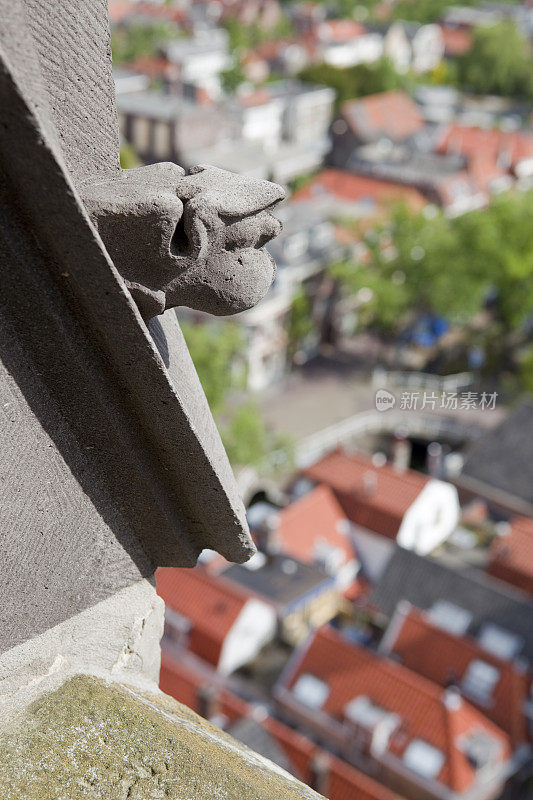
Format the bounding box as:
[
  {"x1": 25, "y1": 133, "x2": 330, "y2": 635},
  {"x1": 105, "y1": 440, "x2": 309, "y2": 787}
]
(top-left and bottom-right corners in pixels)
[
  {"x1": 198, "y1": 685, "x2": 220, "y2": 722},
  {"x1": 443, "y1": 686, "x2": 462, "y2": 711},
  {"x1": 392, "y1": 427, "x2": 411, "y2": 473},
  {"x1": 426, "y1": 441, "x2": 443, "y2": 478},
  {"x1": 310, "y1": 751, "x2": 331, "y2": 796},
  {"x1": 256, "y1": 512, "x2": 281, "y2": 558},
  {"x1": 363, "y1": 470, "x2": 378, "y2": 496}
]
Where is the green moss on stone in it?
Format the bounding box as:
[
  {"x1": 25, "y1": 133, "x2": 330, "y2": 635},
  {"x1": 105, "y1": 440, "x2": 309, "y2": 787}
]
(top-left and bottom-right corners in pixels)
[{"x1": 0, "y1": 675, "x2": 323, "y2": 799}]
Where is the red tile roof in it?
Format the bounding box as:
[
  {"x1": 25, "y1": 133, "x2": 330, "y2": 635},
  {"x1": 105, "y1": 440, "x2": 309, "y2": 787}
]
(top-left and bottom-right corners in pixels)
[
  {"x1": 383, "y1": 604, "x2": 531, "y2": 747},
  {"x1": 440, "y1": 25, "x2": 472, "y2": 56},
  {"x1": 156, "y1": 568, "x2": 252, "y2": 667},
  {"x1": 488, "y1": 516, "x2": 533, "y2": 597},
  {"x1": 284, "y1": 627, "x2": 511, "y2": 792},
  {"x1": 160, "y1": 652, "x2": 402, "y2": 800},
  {"x1": 327, "y1": 755, "x2": 403, "y2": 800},
  {"x1": 342, "y1": 91, "x2": 425, "y2": 143},
  {"x1": 302, "y1": 449, "x2": 429, "y2": 539},
  {"x1": 317, "y1": 19, "x2": 367, "y2": 42},
  {"x1": 291, "y1": 169, "x2": 427, "y2": 211},
  {"x1": 278, "y1": 485, "x2": 356, "y2": 566},
  {"x1": 437, "y1": 125, "x2": 533, "y2": 172},
  {"x1": 109, "y1": 0, "x2": 185, "y2": 25}
]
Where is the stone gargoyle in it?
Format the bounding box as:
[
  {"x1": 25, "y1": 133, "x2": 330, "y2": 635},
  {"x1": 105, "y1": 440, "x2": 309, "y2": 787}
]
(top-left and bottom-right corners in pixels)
[{"x1": 82, "y1": 163, "x2": 285, "y2": 320}]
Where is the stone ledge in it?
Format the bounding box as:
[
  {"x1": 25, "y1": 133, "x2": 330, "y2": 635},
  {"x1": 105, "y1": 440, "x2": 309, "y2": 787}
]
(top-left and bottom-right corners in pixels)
[{"x1": 0, "y1": 675, "x2": 325, "y2": 799}]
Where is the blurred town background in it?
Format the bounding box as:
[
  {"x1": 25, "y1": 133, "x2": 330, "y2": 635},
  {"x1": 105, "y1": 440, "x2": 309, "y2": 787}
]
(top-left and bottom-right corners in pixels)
[{"x1": 109, "y1": 1, "x2": 533, "y2": 798}]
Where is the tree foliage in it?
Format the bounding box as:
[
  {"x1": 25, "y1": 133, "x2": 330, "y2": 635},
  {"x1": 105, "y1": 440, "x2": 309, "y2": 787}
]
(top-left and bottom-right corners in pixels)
[
  {"x1": 457, "y1": 22, "x2": 533, "y2": 98},
  {"x1": 111, "y1": 22, "x2": 179, "y2": 64},
  {"x1": 221, "y1": 58, "x2": 247, "y2": 93},
  {"x1": 332, "y1": 191, "x2": 533, "y2": 337},
  {"x1": 299, "y1": 59, "x2": 409, "y2": 109},
  {"x1": 224, "y1": 16, "x2": 294, "y2": 54},
  {"x1": 180, "y1": 320, "x2": 293, "y2": 468},
  {"x1": 388, "y1": 0, "x2": 518, "y2": 24},
  {"x1": 180, "y1": 321, "x2": 244, "y2": 414}
]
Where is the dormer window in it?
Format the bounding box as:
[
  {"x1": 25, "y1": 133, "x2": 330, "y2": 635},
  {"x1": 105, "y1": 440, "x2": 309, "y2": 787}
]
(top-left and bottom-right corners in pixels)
[
  {"x1": 461, "y1": 660, "x2": 499, "y2": 705},
  {"x1": 293, "y1": 673, "x2": 329, "y2": 709},
  {"x1": 478, "y1": 623, "x2": 523, "y2": 661},
  {"x1": 428, "y1": 600, "x2": 472, "y2": 636},
  {"x1": 403, "y1": 739, "x2": 445, "y2": 780},
  {"x1": 459, "y1": 729, "x2": 500, "y2": 771}
]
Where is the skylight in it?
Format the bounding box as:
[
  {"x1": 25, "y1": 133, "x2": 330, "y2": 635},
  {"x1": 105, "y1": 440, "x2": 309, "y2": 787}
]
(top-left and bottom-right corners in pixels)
[
  {"x1": 345, "y1": 695, "x2": 388, "y2": 728},
  {"x1": 462, "y1": 660, "x2": 500, "y2": 705},
  {"x1": 293, "y1": 674, "x2": 330, "y2": 710},
  {"x1": 403, "y1": 740, "x2": 445, "y2": 780},
  {"x1": 478, "y1": 623, "x2": 523, "y2": 661},
  {"x1": 428, "y1": 600, "x2": 472, "y2": 636}
]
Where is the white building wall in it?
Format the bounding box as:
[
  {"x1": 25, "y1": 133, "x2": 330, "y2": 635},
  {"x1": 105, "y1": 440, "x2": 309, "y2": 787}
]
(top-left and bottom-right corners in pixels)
[
  {"x1": 397, "y1": 479, "x2": 460, "y2": 555},
  {"x1": 218, "y1": 599, "x2": 277, "y2": 675},
  {"x1": 322, "y1": 34, "x2": 383, "y2": 68}
]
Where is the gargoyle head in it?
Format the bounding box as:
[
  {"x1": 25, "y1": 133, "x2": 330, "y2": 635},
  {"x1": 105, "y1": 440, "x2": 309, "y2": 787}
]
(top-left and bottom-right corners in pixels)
[{"x1": 82, "y1": 163, "x2": 285, "y2": 319}]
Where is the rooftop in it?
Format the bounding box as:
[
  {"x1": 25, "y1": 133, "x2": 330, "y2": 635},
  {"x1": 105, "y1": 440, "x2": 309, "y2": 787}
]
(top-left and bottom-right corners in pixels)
[
  {"x1": 461, "y1": 400, "x2": 533, "y2": 511},
  {"x1": 223, "y1": 552, "x2": 333, "y2": 608},
  {"x1": 371, "y1": 546, "x2": 533, "y2": 663},
  {"x1": 156, "y1": 567, "x2": 252, "y2": 666},
  {"x1": 302, "y1": 449, "x2": 430, "y2": 539},
  {"x1": 282, "y1": 627, "x2": 510, "y2": 792},
  {"x1": 437, "y1": 124, "x2": 533, "y2": 170},
  {"x1": 341, "y1": 91, "x2": 425, "y2": 144},
  {"x1": 160, "y1": 652, "x2": 404, "y2": 800},
  {"x1": 277, "y1": 485, "x2": 356, "y2": 568},
  {"x1": 292, "y1": 168, "x2": 427, "y2": 211},
  {"x1": 382, "y1": 603, "x2": 531, "y2": 746},
  {"x1": 488, "y1": 516, "x2": 533, "y2": 596}
]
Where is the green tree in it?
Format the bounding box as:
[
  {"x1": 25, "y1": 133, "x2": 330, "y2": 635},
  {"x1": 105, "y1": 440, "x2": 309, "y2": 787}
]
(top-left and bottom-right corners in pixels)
[
  {"x1": 221, "y1": 58, "x2": 247, "y2": 93},
  {"x1": 180, "y1": 321, "x2": 244, "y2": 414},
  {"x1": 457, "y1": 22, "x2": 531, "y2": 97},
  {"x1": 181, "y1": 320, "x2": 293, "y2": 469},
  {"x1": 299, "y1": 58, "x2": 407, "y2": 110},
  {"x1": 111, "y1": 21, "x2": 178, "y2": 65},
  {"x1": 332, "y1": 191, "x2": 533, "y2": 338},
  {"x1": 119, "y1": 143, "x2": 141, "y2": 169},
  {"x1": 222, "y1": 403, "x2": 294, "y2": 469},
  {"x1": 288, "y1": 290, "x2": 316, "y2": 358}
]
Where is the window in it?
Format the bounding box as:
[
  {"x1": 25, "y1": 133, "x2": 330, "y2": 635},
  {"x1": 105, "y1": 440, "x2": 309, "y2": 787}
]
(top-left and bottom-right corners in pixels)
[
  {"x1": 403, "y1": 740, "x2": 445, "y2": 780},
  {"x1": 460, "y1": 729, "x2": 500, "y2": 770},
  {"x1": 293, "y1": 674, "x2": 329, "y2": 709},
  {"x1": 462, "y1": 660, "x2": 500, "y2": 705},
  {"x1": 428, "y1": 601, "x2": 472, "y2": 636},
  {"x1": 345, "y1": 696, "x2": 389, "y2": 727},
  {"x1": 478, "y1": 624, "x2": 522, "y2": 661}
]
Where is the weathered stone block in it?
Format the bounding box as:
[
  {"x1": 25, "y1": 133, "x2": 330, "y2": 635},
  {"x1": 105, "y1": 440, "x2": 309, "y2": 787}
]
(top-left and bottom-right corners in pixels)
[{"x1": 0, "y1": 675, "x2": 324, "y2": 800}]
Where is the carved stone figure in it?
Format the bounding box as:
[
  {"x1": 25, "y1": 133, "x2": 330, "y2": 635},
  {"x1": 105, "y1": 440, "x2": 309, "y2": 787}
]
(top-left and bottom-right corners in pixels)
[
  {"x1": 0, "y1": 0, "x2": 283, "y2": 698},
  {"x1": 82, "y1": 163, "x2": 284, "y2": 319}
]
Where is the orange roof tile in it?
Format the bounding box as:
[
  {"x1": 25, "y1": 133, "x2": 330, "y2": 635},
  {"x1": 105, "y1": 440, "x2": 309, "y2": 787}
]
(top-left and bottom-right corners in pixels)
[
  {"x1": 278, "y1": 485, "x2": 356, "y2": 566},
  {"x1": 437, "y1": 125, "x2": 533, "y2": 171},
  {"x1": 292, "y1": 169, "x2": 427, "y2": 211},
  {"x1": 317, "y1": 19, "x2": 367, "y2": 42},
  {"x1": 342, "y1": 91, "x2": 424, "y2": 143},
  {"x1": 327, "y1": 755, "x2": 403, "y2": 800},
  {"x1": 285, "y1": 627, "x2": 511, "y2": 792},
  {"x1": 156, "y1": 568, "x2": 252, "y2": 667},
  {"x1": 383, "y1": 604, "x2": 532, "y2": 747},
  {"x1": 488, "y1": 516, "x2": 533, "y2": 597},
  {"x1": 302, "y1": 449, "x2": 429, "y2": 539},
  {"x1": 160, "y1": 652, "x2": 402, "y2": 800},
  {"x1": 440, "y1": 25, "x2": 472, "y2": 56}
]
